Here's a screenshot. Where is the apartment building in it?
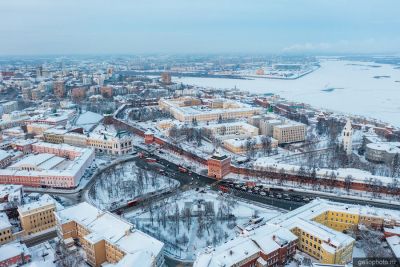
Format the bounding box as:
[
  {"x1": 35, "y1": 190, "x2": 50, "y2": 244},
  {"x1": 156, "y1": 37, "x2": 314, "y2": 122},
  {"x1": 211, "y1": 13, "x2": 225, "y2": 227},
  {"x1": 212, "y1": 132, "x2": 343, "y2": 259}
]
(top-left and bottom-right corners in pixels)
[
  {"x1": 0, "y1": 212, "x2": 13, "y2": 245},
  {"x1": 55, "y1": 202, "x2": 164, "y2": 267},
  {"x1": 273, "y1": 122, "x2": 306, "y2": 144},
  {"x1": 43, "y1": 128, "x2": 69, "y2": 144},
  {"x1": 269, "y1": 199, "x2": 400, "y2": 264},
  {"x1": 18, "y1": 194, "x2": 60, "y2": 236},
  {"x1": 365, "y1": 142, "x2": 400, "y2": 164},
  {"x1": 159, "y1": 97, "x2": 262, "y2": 123}
]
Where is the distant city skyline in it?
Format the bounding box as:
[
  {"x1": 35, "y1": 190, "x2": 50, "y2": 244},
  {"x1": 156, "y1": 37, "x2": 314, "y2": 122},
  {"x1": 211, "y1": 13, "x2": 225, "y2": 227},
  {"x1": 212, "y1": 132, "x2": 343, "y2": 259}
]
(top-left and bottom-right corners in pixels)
[{"x1": 1, "y1": 0, "x2": 400, "y2": 55}]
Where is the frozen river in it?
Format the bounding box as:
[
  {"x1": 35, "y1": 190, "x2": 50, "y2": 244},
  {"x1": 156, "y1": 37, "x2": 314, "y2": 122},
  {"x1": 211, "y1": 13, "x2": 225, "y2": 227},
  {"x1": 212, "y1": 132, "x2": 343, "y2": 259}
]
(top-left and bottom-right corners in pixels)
[{"x1": 174, "y1": 59, "x2": 400, "y2": 127}]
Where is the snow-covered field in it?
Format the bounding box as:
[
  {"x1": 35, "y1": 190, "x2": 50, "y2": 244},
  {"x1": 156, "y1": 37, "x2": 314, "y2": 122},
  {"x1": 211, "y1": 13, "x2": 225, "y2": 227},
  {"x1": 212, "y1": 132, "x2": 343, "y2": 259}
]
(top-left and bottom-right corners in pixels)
[
  {"x1": 124, "y1": 190, "x2": 283, "y2": 261},
  {"x1": 174, "y1": 59, "x2": 400, "y2": 127},
  {"x1": 88, "y1": 160, "x2": 179, "y2": 210}
]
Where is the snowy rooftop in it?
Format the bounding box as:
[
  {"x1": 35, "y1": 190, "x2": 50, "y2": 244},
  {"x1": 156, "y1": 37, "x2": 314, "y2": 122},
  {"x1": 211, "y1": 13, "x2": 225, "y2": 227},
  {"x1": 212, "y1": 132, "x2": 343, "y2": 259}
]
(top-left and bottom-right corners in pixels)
[
  {"x1": 386, "y1": 235, "x2": 400, "y2": 258},
  {"x1": 194, "y1": 223, "x2": 297, "y2": 267},
  {"x1": 0, "y1": 242, "x2": 31, "y2": 262},
  {"x1": 0, "y1": 212, "x2": 11, "y2": 230},
  {"x1": 89, "y1": 123, "x2": 130, "y2": 141},
  {"x1": 274, "y1": 121, "x2": 305, "y2": 129},
  {"x1": 0, "y1": 184, "x2": 22, "y2": 199},
  {"x1": 18, "y1": 194, "x2": 61, "y2": 215},
  {"x1": 10, "y1": 153, "x2": 61, "y2": 170},
  {"x1": 253, "y1": 158, "x2": 394, "y2": 185},
  {"x1": 269, "y1": 198, "x2": 400, "y2": 248},
  {"x1": 56, "y1": 202, "x2": 163, "y2": 265},
  {"x1": 75, "y1": 111, "x2": 103, "y2": 131},
  {"x1": 0, "y1": 149, "x2": 11, "y2": 161}
]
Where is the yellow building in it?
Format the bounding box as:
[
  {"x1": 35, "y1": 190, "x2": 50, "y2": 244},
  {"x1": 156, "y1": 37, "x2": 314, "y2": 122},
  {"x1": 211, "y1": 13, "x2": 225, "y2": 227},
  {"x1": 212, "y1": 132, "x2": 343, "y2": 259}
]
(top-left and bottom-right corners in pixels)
[
  {"x1": 268, "y1": 198, "x2": 400, "y2": 265},
  {"x1": 43, "y1": 128, "x2": 68, "y2": 144},
  {"x1": 56, "y1": 202, "x2": 165, "y2": 267},
  {"x1": 18, "y1": 194, "x2": 59, "y2": 236},
  {"x1": 273, "y1": 122, "x2": 306, "y2": 144},
  {"x1": 204, "y1": 122, "x2": 259, "y2": 140},
  {"x1": 0, "y1": 212, "x2": 14, "y2": 245}
]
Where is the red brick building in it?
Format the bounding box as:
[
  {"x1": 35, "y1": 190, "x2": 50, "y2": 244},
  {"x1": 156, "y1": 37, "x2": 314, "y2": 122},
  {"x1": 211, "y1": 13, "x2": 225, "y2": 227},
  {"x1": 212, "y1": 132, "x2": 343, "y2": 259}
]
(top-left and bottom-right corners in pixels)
[
  {"x1": 0, "y1": 242, "x2": 31, "y2": 267},
  {"x1": 144, "y1": 131, "x2": 154, "y2": 144},
  {"x1": 207, "y1": 151, "x2": 231, "y2": 179},
  {"x1": 100, "y1": 86, "x2": 113, "y2": 98}
]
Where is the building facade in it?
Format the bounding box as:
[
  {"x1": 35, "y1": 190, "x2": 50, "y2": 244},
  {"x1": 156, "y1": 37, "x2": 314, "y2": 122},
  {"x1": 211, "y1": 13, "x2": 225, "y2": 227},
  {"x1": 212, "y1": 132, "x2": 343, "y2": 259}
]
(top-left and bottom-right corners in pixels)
[
  {"x1": 0, "y1": 213, "x2": 13, "y2": 245},
  {"x1": 207, "y1": 152, "x2": 231, "y2": 179},
  {"x1": 18, "y1": 194, "x2": 59, "y2": 236},
  {"x1": 273, "y1": 122, "x2": 306, "y2": 144},
  {"x1": 56, "y1": 202, "x2": 165, "y2": 267}
]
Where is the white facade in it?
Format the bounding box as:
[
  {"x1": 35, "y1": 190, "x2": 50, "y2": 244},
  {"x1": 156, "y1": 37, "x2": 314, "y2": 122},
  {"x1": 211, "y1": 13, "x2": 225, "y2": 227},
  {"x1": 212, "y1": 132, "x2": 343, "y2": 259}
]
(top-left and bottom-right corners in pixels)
[{"x1": 342, "y1": 119, "x2": 353, "y2": 156}]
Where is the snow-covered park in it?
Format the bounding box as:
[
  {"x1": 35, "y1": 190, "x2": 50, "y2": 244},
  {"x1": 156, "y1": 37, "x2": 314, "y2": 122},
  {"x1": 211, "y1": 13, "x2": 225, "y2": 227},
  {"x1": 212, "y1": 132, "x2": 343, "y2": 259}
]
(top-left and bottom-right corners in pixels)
[
  {"x1": 88, "y1": 160, "x2": 179, "y2": 210},
  {"x1": 124, "y1": 189, "x2": 283, "y2": 261}
]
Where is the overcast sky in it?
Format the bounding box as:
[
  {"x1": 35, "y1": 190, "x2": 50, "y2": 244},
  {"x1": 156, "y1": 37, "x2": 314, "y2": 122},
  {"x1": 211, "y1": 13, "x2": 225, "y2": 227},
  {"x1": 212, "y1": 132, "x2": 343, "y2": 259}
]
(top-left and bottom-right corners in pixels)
[{"x1": 1, "y1": 0, "x2": 399, "y2": 55}]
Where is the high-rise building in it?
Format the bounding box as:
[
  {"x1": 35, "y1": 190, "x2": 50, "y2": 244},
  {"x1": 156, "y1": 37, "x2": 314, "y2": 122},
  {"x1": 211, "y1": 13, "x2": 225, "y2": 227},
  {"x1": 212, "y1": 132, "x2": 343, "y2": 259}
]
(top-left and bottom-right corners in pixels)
[
  {"x1": 161, "y1": 72, "x2": 172, "y2": 84},
  {"x1": 53, "y1": 80, "x2": 65, "y2": 98}
]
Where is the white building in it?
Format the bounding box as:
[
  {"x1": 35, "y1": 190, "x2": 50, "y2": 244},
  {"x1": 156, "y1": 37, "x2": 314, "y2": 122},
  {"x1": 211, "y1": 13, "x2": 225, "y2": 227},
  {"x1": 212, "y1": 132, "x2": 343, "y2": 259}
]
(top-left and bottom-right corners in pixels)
[{"x1": 342, "y1": 119, "x2": 353, "y2": 156}]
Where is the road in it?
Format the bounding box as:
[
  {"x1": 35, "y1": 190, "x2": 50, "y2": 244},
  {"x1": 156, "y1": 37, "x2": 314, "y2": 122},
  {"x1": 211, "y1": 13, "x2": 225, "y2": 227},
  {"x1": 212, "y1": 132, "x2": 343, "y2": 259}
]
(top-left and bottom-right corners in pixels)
[
  {"x1": 23, "y1": 230, "x2": 57, "y2": 247},
  {"x1": 20, "y1": 144, "x2": 400, "y2": 267}
]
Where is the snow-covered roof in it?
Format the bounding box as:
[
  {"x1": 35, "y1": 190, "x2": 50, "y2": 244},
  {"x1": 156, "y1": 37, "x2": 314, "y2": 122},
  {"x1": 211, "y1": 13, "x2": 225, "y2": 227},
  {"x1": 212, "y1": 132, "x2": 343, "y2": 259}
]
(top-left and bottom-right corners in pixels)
[
  {"x1": 18, "y1": 194, "x2": 61, "y2": 215},
  {"x1": 194, "y1": 223, "x2": 296, "y2": 267},
  {"x1": 0, "y1": 184, "x2": 23, "y2": 199},
  {"x1": 75, "y1": 111, "x2": 103, "y2": 131},
  {"x1": 269, "y1": 198, "x2": 400, "y2": 250},
  {"x1": 0, "y1": 142, "x2": 94, "y2": 181},
  {"x1": 0, "y1": 212, "x2": 11, "y2": 230},
  {"x1": 384, "y1": 226, "x2": 400, "y2": 236},
  {"x1": 386, "y1": 235, "x2": 400, "y2": 258},
  {"x1": 366, "y1": 142, "x2": 400, "y2": 154},
  {"x1": 253, "y1": 158, "x2": 394, "y2": 185},
  {"x1": 56, "y1": 202, "x2": 163, "y2": 266},
  {"x1": 0, "y1": 242, "x2": 31, "y2": 262},
  {"x1": 0, "y1": 149, "x2": 11, "y2": 161}
]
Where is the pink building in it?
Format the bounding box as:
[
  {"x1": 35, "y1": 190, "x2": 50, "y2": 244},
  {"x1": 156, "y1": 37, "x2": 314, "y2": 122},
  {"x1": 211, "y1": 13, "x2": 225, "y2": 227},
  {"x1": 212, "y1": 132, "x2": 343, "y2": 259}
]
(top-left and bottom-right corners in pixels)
[{"x1": 0, "y1": 142, "x2": 94, "y2": 188}]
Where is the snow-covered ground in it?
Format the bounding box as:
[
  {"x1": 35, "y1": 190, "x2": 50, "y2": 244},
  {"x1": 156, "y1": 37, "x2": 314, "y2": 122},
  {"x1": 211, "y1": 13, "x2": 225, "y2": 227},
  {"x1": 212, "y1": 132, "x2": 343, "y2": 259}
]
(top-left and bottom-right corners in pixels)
[
  {"x1": 26, "y1": 241, "x2": 57, "y2": 267},
  {"x1": 124, "y1": 189, "x2": 283, "y2": 261},
  {"x1": 88, "y1": 160, "x2": 179, "y2": 210},
  {"x1": 174, "y1": 59, "x2": 400, "y2": 127}
]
